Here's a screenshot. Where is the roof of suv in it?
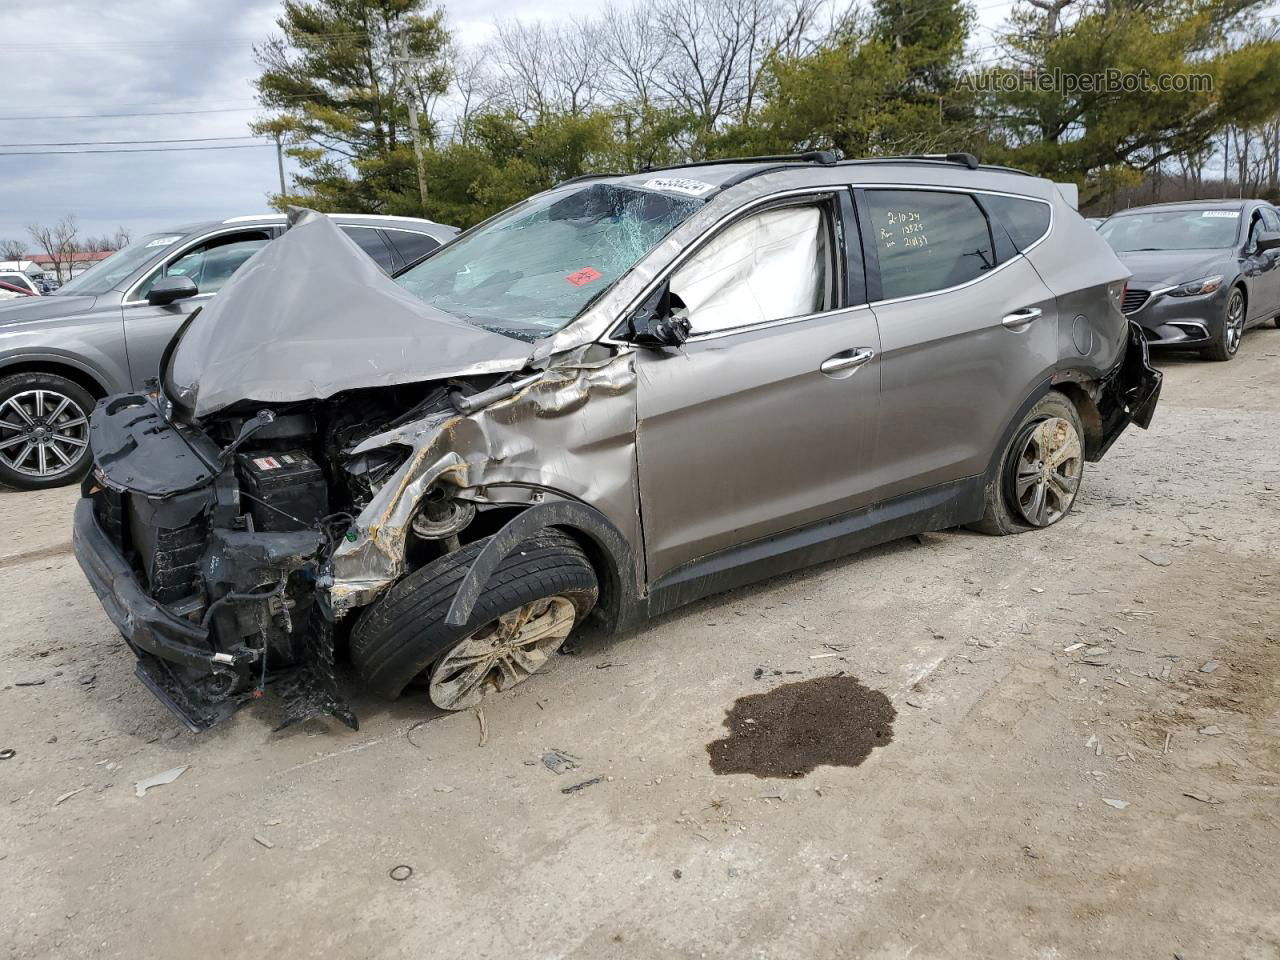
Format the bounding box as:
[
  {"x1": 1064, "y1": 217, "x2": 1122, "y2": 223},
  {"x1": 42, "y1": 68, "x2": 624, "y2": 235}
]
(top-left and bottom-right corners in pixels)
[{"x1": 568, "y1": 153, "x2": 1045, "y2": 200}]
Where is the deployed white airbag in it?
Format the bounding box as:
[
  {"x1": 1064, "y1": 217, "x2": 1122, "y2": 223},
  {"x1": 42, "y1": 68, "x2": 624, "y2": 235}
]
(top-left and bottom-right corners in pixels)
[{"x1": 670, "y1": 206, "x2": 825, "y2": 333}]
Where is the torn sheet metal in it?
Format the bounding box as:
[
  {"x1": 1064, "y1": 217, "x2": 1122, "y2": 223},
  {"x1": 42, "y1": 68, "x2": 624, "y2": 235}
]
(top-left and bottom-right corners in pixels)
[
  {"x1": 329, "y1": 349, "x2": 641, "y2": 611},
  {"x1": 168, "y1": 211, "x2": 533, "y2": 418}
]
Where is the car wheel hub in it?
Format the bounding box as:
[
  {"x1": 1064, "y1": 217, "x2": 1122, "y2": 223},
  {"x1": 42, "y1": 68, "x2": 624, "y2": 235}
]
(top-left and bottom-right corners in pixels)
[
  {"x1": 428, "y1": 595, "x2": 577, "y2": 711},
  {"x1": 1226, "y1": 293, "x2": 1244, "y2": 353},
  {"x1": 0, "y1": 389, "x2": 90, "y2": 478},
  {"x1": 1010, "y1": 416, "x2": 1082, "y2": 527}
]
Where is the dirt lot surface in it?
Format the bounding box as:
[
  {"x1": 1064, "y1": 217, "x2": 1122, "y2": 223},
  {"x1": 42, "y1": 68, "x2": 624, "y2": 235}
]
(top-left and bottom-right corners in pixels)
[{"x1": 2, "y1": 331, "x2": 1278, "y2": 960}]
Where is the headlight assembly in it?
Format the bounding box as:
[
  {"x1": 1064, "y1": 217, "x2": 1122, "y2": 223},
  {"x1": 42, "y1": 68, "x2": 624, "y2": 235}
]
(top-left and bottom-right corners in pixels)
[{"x1": 1168, "y1": 275, "x2": 1223, "y2": 297}]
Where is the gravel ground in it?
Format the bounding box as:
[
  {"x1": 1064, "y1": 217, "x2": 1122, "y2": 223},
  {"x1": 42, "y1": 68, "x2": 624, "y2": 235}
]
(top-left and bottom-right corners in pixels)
[{"x1": 1, "y1": 329, "x2": 1277, "y2": 960}]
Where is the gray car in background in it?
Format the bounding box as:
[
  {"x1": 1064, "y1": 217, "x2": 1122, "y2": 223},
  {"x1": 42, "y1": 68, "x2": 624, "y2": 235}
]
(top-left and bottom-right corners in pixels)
[
  {"x1": 72, "y1": 153, "x2": 1162, "y2": 731},
  {"x1": 1099, "y1": 199, "x2": 1280, "y2": 360},
  {"x1": 0, "y1": 213, "x2": 456, "y2": 489}
]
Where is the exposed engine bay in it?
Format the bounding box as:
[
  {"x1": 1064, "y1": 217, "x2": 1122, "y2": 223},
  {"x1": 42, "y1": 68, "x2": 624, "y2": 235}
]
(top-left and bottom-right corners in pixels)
[{"x1": 76, "y1": 329, "x2": 642, "y2": 731}]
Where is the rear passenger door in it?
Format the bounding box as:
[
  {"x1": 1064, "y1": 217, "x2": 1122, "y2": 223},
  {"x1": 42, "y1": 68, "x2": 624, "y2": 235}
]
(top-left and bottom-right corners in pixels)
[{"x1": 857, "y1": 187, "x2": 1058, "y2": 500}]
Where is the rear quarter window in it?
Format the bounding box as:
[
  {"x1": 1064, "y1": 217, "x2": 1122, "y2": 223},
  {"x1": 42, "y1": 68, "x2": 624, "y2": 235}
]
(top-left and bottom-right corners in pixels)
[
  {"x1": 981, "y1": 195, "x2": 1052, "y2": 252},
  {"x1": 385, "y1": 229, "x2": 441, "y2": 266}
]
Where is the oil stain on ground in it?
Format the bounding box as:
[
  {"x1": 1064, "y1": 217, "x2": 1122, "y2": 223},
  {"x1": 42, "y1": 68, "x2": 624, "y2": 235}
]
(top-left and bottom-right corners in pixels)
[{"x1": 707, "y1": 675, "x2": 896, "y2": 778}]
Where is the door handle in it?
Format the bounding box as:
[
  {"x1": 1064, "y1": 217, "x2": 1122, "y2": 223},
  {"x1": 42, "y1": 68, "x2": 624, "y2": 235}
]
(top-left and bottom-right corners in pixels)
[
  {"x1": 820, "y1": 348, "x2": 875, "y2": 375},
  {"x1": 1002, "y1": 307, "x2": 1043, "y2": 330}
]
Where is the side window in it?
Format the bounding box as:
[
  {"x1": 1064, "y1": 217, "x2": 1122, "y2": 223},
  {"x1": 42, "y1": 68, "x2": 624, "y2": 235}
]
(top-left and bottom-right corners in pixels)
[
  {"x1": 385, "y1": 229, "x2": 441, "y2": 266},
  {"x1": 1261, "y1": 207, "x2": 1280, "y2": 233},
  {"x1": 134, "y1": 231, "x2": 271, "y2": 300},
  {"x1": 864, "y1": 190, "x2": 995, "y2": 300},
  {"x1": 340, "y1": 226, "x2": 398, "y2": 273},
  {"x1": 1246, "y1": 212, "x2": 1264, "y2": 253},
  {"x1": 670, "y1": 203, "x2": 832, "y2": 335},
  {"x1": 195, "y1": 240, "x2": 271, "y2": 293},
  {"x1": 980, "y1": 194, "x2": 1051, "y2": 252}
]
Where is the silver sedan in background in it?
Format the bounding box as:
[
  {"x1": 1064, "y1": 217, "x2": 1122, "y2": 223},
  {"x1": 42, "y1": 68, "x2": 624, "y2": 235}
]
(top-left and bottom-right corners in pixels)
[{"x1": 0, "y1": 213, "x2": 455, "y2": 489}]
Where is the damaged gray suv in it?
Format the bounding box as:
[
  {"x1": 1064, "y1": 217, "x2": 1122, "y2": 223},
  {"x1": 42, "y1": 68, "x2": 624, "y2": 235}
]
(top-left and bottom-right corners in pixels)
[{"x1": 73, "y1": 152, "x2": 1162, "y2": 731}]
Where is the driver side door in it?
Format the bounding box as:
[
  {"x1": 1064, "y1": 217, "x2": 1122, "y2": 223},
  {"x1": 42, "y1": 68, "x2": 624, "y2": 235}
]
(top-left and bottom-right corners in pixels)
[
  {"x1": 631, "y1": 191, "x2": 882, "y2": 589},
  {"x1": 120, "y1": 229, "x2": 275, "y2": 387}
]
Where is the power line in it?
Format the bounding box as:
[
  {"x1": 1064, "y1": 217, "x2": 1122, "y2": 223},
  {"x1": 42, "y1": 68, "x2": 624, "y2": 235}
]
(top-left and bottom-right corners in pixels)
[
  {"x1": 0, "y1": 136, "x2": 264, "y2": 148},
  {"x1": 0, "y1": 93, "x2": 323, "y2": 122},
  {"x1": 0, "y1": 144, "x2": 275, "y2": 157},
  {"x1": 5, "y1": 30, "x2": 368, "y2": 53},
  {"x1": 0, "y1": 106, "x2": 264, "y2": 121}
]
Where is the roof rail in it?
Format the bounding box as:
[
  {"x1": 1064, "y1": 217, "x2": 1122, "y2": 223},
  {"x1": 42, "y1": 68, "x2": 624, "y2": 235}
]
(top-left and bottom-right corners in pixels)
[
  {"x1": 839, "y1": 153, "x2": 1035, "y2": 176},
  {"x1": 641, "y1": 150, "x2": 839, "y2": 174}
]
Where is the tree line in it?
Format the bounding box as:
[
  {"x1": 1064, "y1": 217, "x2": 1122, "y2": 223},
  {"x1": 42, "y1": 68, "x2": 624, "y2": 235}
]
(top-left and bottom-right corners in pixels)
[
  {"x1": 1, "y1": 216, "x2": 133, "y2": 281},
  {"x1": 115, "y1": 0, "x2": 1280, "y2": 235}
]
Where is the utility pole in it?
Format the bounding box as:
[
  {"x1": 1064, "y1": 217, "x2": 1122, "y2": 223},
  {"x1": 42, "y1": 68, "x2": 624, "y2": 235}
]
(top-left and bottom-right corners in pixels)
[
  {"x1": 391, "y1": 36, "x2": 429, "y2": 215},
  {"x1": 274, "y1": 132, "x2": 287, "y2": 198},
  {"x1": 405, "y1": 94, "x2": 429, "y2": 212}
]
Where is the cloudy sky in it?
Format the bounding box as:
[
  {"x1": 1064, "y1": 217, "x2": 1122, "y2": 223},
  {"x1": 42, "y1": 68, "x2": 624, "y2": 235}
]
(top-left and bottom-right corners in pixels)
[
  {"x1": 0, "y1": 0, "x2": 575, "y2": 247},
  {"x1": 2, "y1": 0, "x2": 1015, "y2": 250}
]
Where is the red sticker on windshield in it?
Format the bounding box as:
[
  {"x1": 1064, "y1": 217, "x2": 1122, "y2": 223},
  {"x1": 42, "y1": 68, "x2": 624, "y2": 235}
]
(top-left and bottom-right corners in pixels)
[{"x1": 566, "y1": 267, "x2": 602, "y2": 286}]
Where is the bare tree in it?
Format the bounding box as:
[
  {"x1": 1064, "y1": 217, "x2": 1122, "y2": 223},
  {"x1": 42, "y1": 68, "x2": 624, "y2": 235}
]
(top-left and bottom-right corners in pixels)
[
  {"x1": 600, "y1": 5, "x2": 671, "y2": 109},
  {"x1": 26, "y1": 215, "x2": 80, "y2": 283},
  {"x1": 440, "y1": 46, "x2": 496, "y2": 144},
  {"x1": 0, "y1": 238, "x2": 26, "y2": 262},
  {"x1": 489, "y1": 18, "x2": 608, "y2": 118}
]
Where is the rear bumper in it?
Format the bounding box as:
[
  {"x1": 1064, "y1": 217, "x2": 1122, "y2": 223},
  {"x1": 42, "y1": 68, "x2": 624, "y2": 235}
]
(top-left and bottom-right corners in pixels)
[{"x1": 1091, "y1": 320, "x2": 1162, "y2": 459}]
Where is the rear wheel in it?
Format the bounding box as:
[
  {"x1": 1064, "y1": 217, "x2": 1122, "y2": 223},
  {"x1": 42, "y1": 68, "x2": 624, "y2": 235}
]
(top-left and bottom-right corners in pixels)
[
  {"x1": 350, "y1": 529, "x2": 598, "y2": 706},
  {"x1": 0, "y1": 373, "x2": 95, "y2": 490},
  {"x1": 1201, "y1": 287, "x2": 1245, "y2": 361},
  {"x1": 969, "y1": 391, "x2": 1084, "y2": 536}
]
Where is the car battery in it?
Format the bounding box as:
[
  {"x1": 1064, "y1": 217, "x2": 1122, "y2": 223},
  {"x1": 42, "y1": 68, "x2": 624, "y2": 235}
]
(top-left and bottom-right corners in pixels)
[{"x1": 236, "y1": 451, "x2": 329, "y2": 532}]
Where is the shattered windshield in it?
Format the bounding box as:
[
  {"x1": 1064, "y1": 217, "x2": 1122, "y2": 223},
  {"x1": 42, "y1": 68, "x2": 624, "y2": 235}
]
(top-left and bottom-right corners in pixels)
[{"x1": 396, "y1": 182, "x2": 705, "y2": 339}]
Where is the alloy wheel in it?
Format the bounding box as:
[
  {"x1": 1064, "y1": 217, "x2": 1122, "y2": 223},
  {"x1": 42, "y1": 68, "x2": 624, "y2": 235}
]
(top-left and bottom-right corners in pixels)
[
  {"x1": 1009, "y1": 416, "x2": 1083, "y2": 527},
  {"x1": 1225, "y1": 291, "x2": 1245, "y2": 354},
  {"x1": 0, "y1": 389, "x2": 90, "y2": 479},
  {"x1": 428, "y1": 595, "x2": 577, "y2": 710}
]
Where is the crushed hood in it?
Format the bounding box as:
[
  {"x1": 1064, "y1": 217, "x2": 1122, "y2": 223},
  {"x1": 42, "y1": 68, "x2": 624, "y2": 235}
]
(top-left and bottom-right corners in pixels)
[{"x1": 168, "y1": 210, "x2": 534, "y2": 418}]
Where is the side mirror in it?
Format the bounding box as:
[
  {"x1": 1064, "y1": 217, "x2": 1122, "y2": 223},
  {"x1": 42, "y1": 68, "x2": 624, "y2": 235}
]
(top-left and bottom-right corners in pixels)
[
  {"x1": 1256, "y1": 230, "x2": 1280, "y2": 253},
  {"x1": 146, "y1": 274, "x2": 198, "y2": 306},
  {"x1": 628, "y1": 283, "x2": 691, "y2": 350}
]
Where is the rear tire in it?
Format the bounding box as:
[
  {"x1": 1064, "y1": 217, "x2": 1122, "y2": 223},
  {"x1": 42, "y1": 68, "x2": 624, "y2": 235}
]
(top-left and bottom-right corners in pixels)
[
  {"x1": 0, "y1": 372, "x2": 95, "y2": 490},
  {"x1": 968, "y1": 391, "x2": 1085, "y2": 536},
  {"x1": 350, "y1": 529, "x2": 598, "y2": 704},
  {"x1": 1201, "y1": 287, "x2": 1245, "y2": 361}
]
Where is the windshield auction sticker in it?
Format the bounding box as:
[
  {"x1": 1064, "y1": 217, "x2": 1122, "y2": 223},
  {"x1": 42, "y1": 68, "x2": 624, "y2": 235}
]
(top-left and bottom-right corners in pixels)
[
  {"x1": 566, "y1": 267, "x2": 602, "y2": 286},
  {"x1": 145, "y1": 236, "x2": 182, "y2": 247},
  {"x1": 642, "y1": 177, "x2": 715, "y2": 197},
  {"x1": 1201, "y1": 211, "x2": 1239, "y2": 218}
]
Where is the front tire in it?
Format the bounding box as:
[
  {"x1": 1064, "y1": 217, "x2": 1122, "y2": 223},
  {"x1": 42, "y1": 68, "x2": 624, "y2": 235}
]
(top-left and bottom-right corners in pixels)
[
  {"x1": 350, "y1": 530, "x2": 598, "y2": 706},
  {"x1": 1201, "y1": 287, "x2": 1245, "y2": 361},
  {"x1": 969, "y1": 391, "x2": 1085, "y2": 536},
  {"x1": 0, "y1": 372, "x2": 95, "y2": 490}
]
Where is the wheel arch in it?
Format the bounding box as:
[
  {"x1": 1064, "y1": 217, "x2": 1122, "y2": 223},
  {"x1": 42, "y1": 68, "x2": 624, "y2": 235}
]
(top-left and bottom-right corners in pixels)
[
  {"x1": 444, "y1": 500, "x2": 645, "y2": 636},
  {"x1": 0, "y1": 356, "x2": 109, "y2": 400},
  {"x1": 1052, "y1": 379, "x2": 1105, "y2": 460}
]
